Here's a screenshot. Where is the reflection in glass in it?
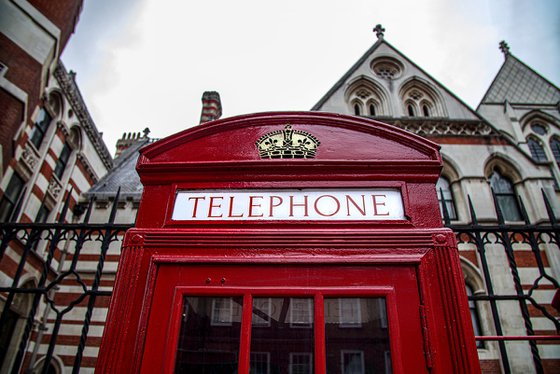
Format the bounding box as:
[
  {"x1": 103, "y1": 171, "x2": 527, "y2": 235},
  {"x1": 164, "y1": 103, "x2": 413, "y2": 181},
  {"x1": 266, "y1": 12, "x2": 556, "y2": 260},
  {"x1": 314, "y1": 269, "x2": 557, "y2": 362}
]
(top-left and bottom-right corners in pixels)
[
  {"x1": 325, "y1": 298, "x2": 391, "y2": 374},
  {"x1": 251, "y1": 298, "x2": 314, "y2": 374},
  {"x1": 175, "y1": 296, "x2": 242, "y2": 373}
]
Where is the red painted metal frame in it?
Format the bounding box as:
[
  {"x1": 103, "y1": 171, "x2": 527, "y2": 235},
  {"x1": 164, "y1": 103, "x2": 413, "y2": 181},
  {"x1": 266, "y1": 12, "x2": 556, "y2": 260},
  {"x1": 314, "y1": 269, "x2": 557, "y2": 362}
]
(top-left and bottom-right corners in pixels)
[
  {"x1": 96, "y1": 112, "x2": 481, "y2": 373},
  {"x1": 142, "y1": 264, "x2": 416, "y2": 374}
]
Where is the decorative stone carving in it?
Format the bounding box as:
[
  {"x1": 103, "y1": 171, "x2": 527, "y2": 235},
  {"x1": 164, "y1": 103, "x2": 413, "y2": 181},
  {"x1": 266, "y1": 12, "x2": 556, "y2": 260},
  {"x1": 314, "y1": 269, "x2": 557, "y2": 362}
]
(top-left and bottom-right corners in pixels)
[
  {"x1": 48, "y1": 177, "x2": 62, "y2": 199},
  {"x1": 21, "y1": 143, "x2": 38, "y2": 172},
  {"x1": 391, "y1": 120, "x2": 497, "y2": 137}
]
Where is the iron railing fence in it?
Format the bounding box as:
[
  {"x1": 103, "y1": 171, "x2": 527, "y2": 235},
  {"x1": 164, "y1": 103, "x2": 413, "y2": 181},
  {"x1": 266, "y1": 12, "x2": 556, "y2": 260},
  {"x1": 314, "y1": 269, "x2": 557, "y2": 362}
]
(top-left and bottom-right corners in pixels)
[
  {"x1": 0, "y1": 188, "x2": 558, "y2": 373},
  {"x1": 444, "y1": 189, "x2": 560, "y2": 374},
  {"x1": 0, "y1": 190, "x2": 132, "y2": 374}
]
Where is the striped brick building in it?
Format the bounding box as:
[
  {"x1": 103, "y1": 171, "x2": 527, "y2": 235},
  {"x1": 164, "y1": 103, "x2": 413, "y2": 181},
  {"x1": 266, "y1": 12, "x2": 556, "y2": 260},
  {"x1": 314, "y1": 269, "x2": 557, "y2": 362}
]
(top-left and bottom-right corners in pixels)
[{"x1": 0, "y1": 1, "x2": 113, "y2": 372}]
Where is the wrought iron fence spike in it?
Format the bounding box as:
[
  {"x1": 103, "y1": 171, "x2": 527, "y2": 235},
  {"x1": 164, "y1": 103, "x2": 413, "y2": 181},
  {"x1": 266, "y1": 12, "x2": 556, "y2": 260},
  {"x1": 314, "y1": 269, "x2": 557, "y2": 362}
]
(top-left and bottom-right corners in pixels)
[
  {"x1": 467, "y1": 195, "x2": 478, "y2": 225},
  {"x1": 57, "y1": 187, "x2": 74, "y2": 224},
  {"x1": 108, "y1": 188, "x2": 121, "y2": 224},
  {"x1": 490, "y1": 187, "x2": 505, "y2": 226},
  {"x1": 440, "y1": 187, "x2": 451, "y2": 225},
  {"x1": 541, "y1": 189, "x2": 558, "y2": 225},
  {"x1": 517, "y1": 195, "x2": 531, "y2": 225}
]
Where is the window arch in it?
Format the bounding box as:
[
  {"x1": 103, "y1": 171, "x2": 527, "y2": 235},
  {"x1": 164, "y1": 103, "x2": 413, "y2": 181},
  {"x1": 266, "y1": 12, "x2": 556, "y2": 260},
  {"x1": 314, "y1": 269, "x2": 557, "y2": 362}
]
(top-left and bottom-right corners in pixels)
[
  {"x1": 550, "y1": 137, "x2": 560, "y2": 165},
  {"x1": 406, "y1": 102, "x2": 416, "y2": 117},
  {"x1": 527, "y1": 137, "x2": 548, "y2": 162},
  {"x1": 460, "y1": 259, "x2": 487, "y2": 349},
  {"x1": 353, "y1": 102, "x2": 361, "y2": 116},
  {"x1": 421, "y1": 103, "x2": 430, "y2": 117},
  {"x1": 345, "y1": 78, "x2": 390, "y2": 117},
  {"x1": 30, "y1": 107, "x2": 53, "y2": 149},
  {"x1": 488, "y1": 168, "x2": 522, "y2": 221},
  {"x1": 399, "y1": 79, "x2": 446, "y2": 118},
  {"x1": 436, "y1": 176, "x2": 457, "y2": 220},
  {"x1": 465, "y1": 284, "x2": 483, "y2": 348}
]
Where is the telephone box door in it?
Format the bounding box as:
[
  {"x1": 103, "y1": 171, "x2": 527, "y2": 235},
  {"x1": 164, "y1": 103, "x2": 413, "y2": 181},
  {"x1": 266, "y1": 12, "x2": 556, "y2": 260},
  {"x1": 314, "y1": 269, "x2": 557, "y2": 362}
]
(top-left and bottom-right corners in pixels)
[{"x1": 141, "y1": 263, "x2": 427, "y2": 373}]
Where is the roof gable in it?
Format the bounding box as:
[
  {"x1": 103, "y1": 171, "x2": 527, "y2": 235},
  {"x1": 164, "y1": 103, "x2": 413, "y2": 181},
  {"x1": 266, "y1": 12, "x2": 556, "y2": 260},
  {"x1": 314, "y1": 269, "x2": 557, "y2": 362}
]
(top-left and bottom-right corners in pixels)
[{"x1": 312, "y1": 39, "x2": 483, "y2": 122}]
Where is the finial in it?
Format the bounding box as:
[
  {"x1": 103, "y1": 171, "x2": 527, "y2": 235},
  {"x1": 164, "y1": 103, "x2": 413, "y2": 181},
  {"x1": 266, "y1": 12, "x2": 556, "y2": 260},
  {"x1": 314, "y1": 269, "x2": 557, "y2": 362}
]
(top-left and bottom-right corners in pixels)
[
  {"x1": 499, "y1": 40, "x2": 510, "y2": 57},
  {"x1": 373, "y1": 24, "x2": 385, "y2": 39},
  {"x1": 143, "y1": 127, "x2": 150, "y2": 137}
]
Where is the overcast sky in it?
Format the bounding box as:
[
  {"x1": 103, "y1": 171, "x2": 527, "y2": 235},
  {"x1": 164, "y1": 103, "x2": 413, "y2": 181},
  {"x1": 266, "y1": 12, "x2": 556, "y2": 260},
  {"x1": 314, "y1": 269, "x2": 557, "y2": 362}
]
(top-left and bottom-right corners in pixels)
[{"x1": 61, "y1": 0, "x2": 560, "y2": 155}]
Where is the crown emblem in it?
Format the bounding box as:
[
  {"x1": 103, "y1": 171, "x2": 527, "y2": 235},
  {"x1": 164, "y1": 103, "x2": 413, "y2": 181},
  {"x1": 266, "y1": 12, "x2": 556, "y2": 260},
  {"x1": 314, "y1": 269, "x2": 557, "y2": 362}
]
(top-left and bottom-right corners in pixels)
[{"x1": 256, "y1": 125, "x2": 320, "y2": 159}]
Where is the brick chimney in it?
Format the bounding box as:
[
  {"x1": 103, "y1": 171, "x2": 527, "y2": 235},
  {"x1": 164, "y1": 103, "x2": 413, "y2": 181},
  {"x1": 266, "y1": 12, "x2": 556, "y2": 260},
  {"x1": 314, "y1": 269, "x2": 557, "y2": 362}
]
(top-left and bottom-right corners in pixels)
[
  {"x1": 115, "y1": 128, "x2": 150, "y2": 157},
  {"x1": 199, "y1": 91, "x2": 222, "y2": 124}
]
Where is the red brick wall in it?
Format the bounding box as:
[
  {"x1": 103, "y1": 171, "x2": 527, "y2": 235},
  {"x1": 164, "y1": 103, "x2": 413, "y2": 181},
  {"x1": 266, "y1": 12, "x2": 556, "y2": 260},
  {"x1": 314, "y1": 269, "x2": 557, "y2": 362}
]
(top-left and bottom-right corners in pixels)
[
  {"x1": 28, "y1": 0, "x2": 84, "y2": 53},
  {"x1": 0, "y1": 90, "x2": 24, "y2": 171}
]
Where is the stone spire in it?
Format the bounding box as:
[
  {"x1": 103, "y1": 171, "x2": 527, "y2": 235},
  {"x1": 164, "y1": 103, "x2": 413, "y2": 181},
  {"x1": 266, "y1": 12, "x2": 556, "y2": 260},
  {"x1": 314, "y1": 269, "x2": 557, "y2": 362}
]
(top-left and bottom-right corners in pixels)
[
  {"x1": 499, "y1": 40, "x2": 510, "y2": 58},
  {"x1": 373, "y1": 24, "x2": 385, "y2": 40}
]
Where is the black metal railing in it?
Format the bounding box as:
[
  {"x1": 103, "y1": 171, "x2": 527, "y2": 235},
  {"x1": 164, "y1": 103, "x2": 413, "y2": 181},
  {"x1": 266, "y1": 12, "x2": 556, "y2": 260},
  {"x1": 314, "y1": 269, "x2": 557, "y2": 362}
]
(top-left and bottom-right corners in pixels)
[
  {"x1": 0, "y1": 190, "x2": 133, "y2": 374},
  {"x1": 443, "y1": 189, "x2": 560, "y2": 374},
  {"x1": 0, "y1": 188, "x2": 558, "y2": 373}
]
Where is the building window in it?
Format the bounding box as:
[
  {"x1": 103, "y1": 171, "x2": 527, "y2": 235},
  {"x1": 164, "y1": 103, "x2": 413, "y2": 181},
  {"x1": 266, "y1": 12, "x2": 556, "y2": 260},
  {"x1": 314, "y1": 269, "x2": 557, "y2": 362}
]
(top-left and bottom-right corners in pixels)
[
  {"x1": 289, "y1": 352, "x2": 312, "y2": 374},
  {"x1": 527, "y1": 138, "x2": 548, "y2": 162},
  {"x1": 53, "y1": 143, "x2": 71, "y2": 179},
  {"x1": 353, "y1": 103, "x2": 361, "y2": 116},
  {"x1": 530, "y1": 122, "x2": 547, "y2": 135},
  {"x1": 36, "y1": 201, "x2": 51, "y2": 223},
  {"x1": 436, "y1": 177, "x2": 457, "y2": 220},
  {"x1": 400, "y1": 81, "x2": 443, "y2": 118},
  {"x1": 339, "y1": 298, "x2": 362, "y2": 327},
  {"x1": 488, "y1": 169, "x2": 521, "y2": 221},
  {"x1": 290, "y1": 298, "x2": 313, "y2": 328},
  {"x1": 252, "y1": 298, "x2": 272, "y2": 327},
  {"x1": 30, "y1": 108, "x2": 52, "y2": 149},
  {"x1": 211, "y1": 297, "x2": 233, "y2": 326},
  {"x1": 0, "y1": 173, "x2": 25, "y2": 222},
  {"x1": 341, "y1": 351, "x2": 365, "y2": 374},
  {"x1": 466, "y1": 284, "x2": 484, "y2": 348},
  {"x1": 422, "y1": 104, "x2": 430, "y2": 117},
  {"x1": 550, "y1": 137, "x2": 560, "y2": 165},
  {"x1": 346, "y1": 82, "x2": 386, "y2": 116},
  {"x1": 250, "y1": 352, "x2": 270, "y2": 374}
]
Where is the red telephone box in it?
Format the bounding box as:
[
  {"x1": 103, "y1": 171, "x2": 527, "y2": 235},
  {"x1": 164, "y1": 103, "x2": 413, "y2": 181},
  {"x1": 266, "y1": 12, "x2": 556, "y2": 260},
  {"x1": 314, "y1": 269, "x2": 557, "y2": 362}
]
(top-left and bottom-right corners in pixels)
[{"x1": 97, "y1": 112, "x2": 480, "y2": 373}]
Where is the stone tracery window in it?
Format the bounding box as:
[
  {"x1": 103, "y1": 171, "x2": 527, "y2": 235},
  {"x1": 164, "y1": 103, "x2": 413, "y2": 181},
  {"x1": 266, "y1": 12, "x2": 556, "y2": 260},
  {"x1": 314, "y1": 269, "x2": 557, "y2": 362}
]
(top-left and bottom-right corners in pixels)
[
  {"x1": 346, "y1": 81, "x2": 386, "y2": 117},
  {"x1": 400, "y1": 80, "x2": 444, "y2": 118},
  {"x1": 550, "y1": 136, "x2": 560, "y2": 165},
  {"x1": 527, "y1": 137, "x2": 548, "y2": 162},
  {"x1": 488, "y1": 168, "x2": 521, "y2": 221},
  {"x1": 436, "y1": 176, "x2": 457, "y2": 220}
]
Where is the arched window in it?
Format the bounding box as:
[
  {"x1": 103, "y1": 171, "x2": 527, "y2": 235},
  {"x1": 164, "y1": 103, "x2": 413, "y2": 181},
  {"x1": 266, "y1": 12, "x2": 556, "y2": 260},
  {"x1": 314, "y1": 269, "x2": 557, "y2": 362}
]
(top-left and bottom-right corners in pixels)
[
  {"x1": 345, "y1": 80, "x2": 388, "y2": 117},
  {"x1": 436, "y1": 177, "x2": 457, "y2": 220},
  {"x1": 465, "y1": 284, "x2": 483, "y2": 348},
  {"x1": 489, "y1": 169, "x2": 521, "y2": 221},
  {"x1": 527, "y1": 138, "x2": 547, "y2": 162},
  {"x1": 407, "y1": 104, "x2": 415, "y2": 117},
  {"x1": 530, "y1": 122, "x2": 547, "y2": 135},
  {"x1": 422, "y1": 104, "x2": 430, "y2": 117},
  {"x1": 550, "y1": 137, "x2": 560, "y2": 165},
  {"x1": 400, "y1": 81, "x2": 445, "y2": 118},
  {"x1": 30, "y1": 108, "x2": 52, "y2": 149}
]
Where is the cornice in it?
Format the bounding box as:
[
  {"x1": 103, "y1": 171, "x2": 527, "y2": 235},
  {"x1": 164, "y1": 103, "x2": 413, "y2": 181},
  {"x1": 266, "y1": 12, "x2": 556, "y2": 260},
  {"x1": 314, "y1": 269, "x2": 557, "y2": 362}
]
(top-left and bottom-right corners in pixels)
[{"x1": 54, "y1": 61, "x2": 113, "y2": 170}]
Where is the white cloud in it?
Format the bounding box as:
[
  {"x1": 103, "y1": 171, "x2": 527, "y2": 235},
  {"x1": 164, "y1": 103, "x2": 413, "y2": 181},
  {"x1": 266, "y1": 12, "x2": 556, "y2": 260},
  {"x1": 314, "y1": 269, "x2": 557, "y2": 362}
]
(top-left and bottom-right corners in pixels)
[{"x1": 62, "y1": 0, "x2": 560, "y2": 154}]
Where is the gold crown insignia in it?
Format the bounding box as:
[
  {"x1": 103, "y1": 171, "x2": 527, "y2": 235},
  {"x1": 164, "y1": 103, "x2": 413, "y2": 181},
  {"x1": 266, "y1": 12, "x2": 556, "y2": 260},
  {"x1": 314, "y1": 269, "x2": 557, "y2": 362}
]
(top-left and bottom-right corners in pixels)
[{"x1": 256, "y1": 125, "x2": 320, "y2": 159}]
